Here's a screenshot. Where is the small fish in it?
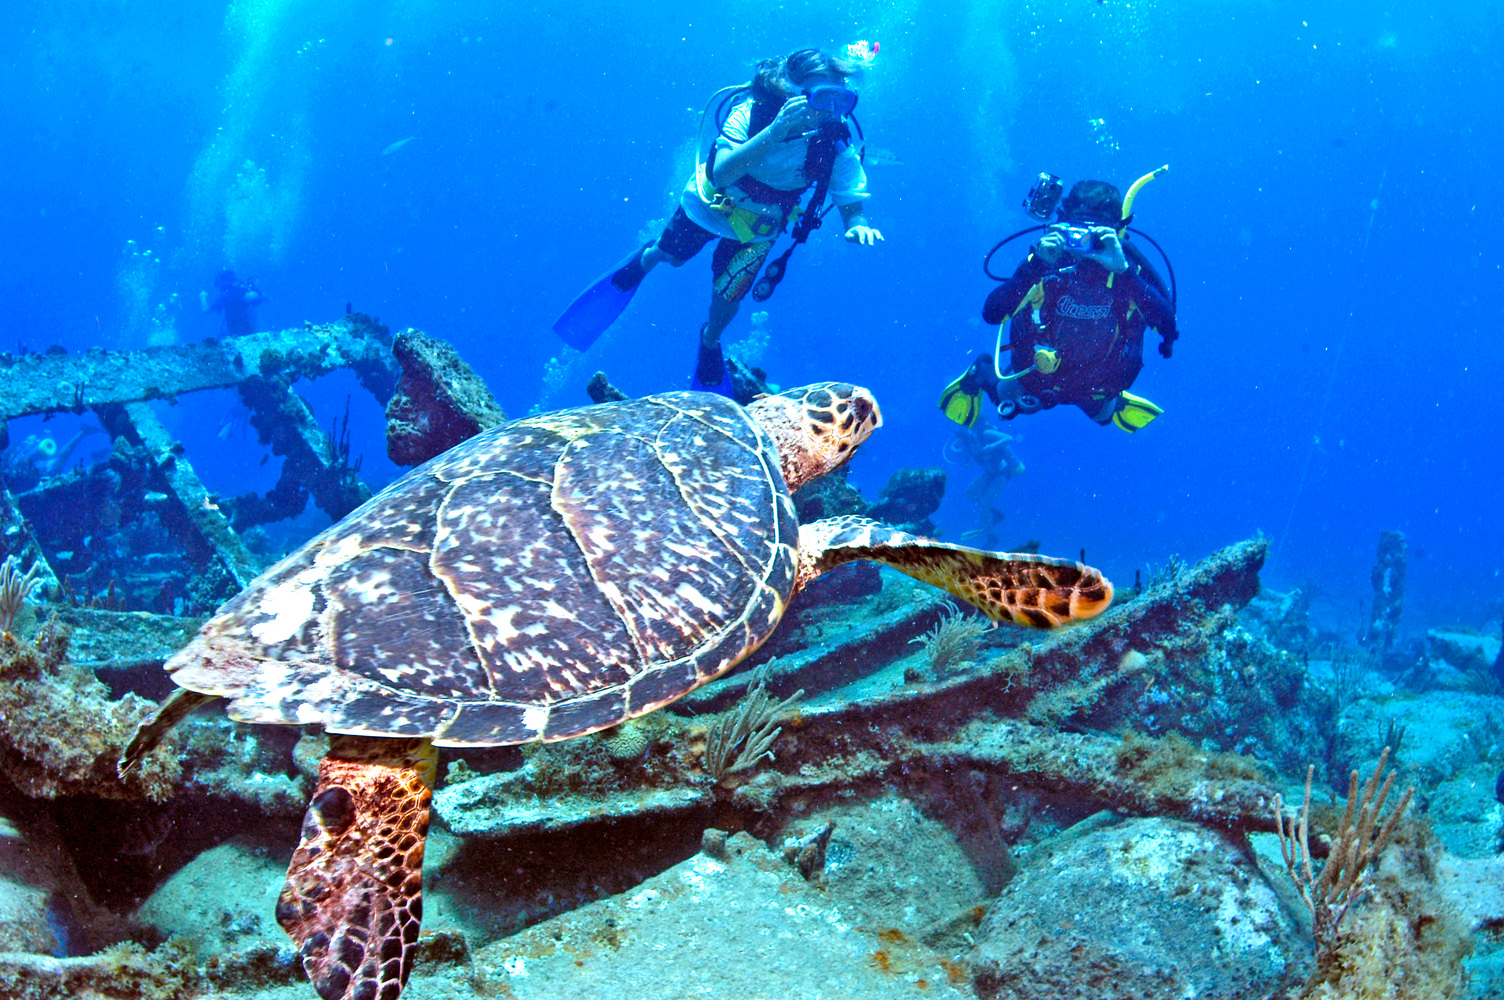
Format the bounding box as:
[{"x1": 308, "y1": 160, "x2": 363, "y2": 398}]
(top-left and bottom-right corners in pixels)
[{"x1": 381, "y1": 136, "x2": 417, "y2": 157}]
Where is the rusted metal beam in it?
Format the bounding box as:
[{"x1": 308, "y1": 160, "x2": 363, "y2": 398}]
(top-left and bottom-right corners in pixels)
[
  {"x1": 0, "y1": 314, "x2": 399, "y2": 423},
  {"x1": 235, "y1": 377, "x2": 370, "y2": 524},
  {"x1": 95, "y1": 402, "x2": 261, "y2": 595}
]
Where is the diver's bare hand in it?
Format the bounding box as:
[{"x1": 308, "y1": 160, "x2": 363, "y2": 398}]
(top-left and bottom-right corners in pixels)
[
  {"x1": 845, "y1": 225, "x2": 884, "y2": 245},
  {"x1": 1032, "y1": 228, "x2": 1069, "y2": 264},
  {"x1": 769, "y1": 97, "x2": 820, "y2": 141},
  {"x1": 1081, "y1": 227, "x2": 1128, "y2": 273}
]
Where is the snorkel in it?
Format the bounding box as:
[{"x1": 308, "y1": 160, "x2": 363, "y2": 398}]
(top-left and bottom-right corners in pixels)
[{"x1": 1120, "y1": 164, "x2": 1169, "y2": 232}]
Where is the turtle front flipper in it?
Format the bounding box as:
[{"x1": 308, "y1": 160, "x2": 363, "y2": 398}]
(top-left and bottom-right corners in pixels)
[
  {"x1": 278, "y1": 735, "x2": 438, "y2": 1000},
  {"x1": 796, "y1": 515, "x2": 1113, "y2": 628},
  {"x1": 119, "y1": 688, "x2": 219, "y2": 775}
]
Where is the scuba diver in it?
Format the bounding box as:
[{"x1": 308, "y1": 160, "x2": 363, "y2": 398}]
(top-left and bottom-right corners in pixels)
[
  {"x1": 553, "y1": 47, "x2": 882, "y2": 396},
  {"x1": 944, "y1": 423, "x2": 1025, "y2": 548},
  {"x1": 940, "y1": 172, "x2": 1178, "y2": 432},
  {"x1": 201, "y1": 270, "x2": 263, "y2": 337}
]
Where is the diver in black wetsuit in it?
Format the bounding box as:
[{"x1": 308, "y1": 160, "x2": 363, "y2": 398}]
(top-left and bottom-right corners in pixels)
[
  {"x1": 942, "y1": 179, "x2": 1178, "y2": 433},
  {"x1": 202, "y1": 270, "x2": 263, "y2": 337}
]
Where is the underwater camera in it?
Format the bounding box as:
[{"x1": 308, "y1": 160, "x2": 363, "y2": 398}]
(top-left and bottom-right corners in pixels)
[
  {"x1": 1062, "y1": 226, "x2": 1098, "y2": 252},
  {"x1": 1023, "y1": 172, "x2": 1063, "y2": 221}
]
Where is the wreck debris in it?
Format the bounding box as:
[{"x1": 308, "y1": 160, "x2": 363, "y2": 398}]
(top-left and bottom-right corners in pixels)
[
  {"x1": 0, "y1": 315, "x2": 403, "y2": 611},
  {"x1": 385, "y1": 328, "x2": 507, "y2": 466},
  {"x1": 585, "y1": 371, "x2": 629, "y2": 404},
  {"x1": 0, "y1": 489, "x2": 58, "y2": 600},
  {"x1": 0, "y1": 316, "x2": 484, "y2": 622},
  {"x1": 0, "y1": 316, "x2": 398, "y2": 421},
  {"x1": 1364, "y1": 529, "x2": 1407, "y2": 654},
  {"x1": 96, "y1": 401, "x2": 261, "y2": 594},
  {"x1": 0, "y1": 612, "x2": 179, "y2": 801},
  {"x1": 866, "y1": 467, "x2": 946, "y2": 535},
  {"x1": 225, "y1": 374, "x2": 371, "y2": 530},
  {"x1": 682, "y1": 584, "x2": 954, "y2": 712},
  {"x1": 431, "y1": 538, "x2": 1279, "y2": 840},
  {"x1": 793, "y1": 464, "x2": 948, "y2": 536}
]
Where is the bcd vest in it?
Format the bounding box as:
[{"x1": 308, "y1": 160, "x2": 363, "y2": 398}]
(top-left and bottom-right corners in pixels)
[{"x1": 1009, "y1": 266, "x2": 1146, "y2": 404}]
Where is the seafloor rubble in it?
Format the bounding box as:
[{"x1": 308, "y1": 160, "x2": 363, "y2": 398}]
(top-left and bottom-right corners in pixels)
[{"x1": 0, "y1": 322, "x2": 1500, "y2": 999}]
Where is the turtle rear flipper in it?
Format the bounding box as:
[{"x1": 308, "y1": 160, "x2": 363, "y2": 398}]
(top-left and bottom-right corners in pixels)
[
  {"x1": 795, "y1": 516, "x2": 1113, "y2": 628},
  {"x1": 277, "y1": 736, "x2": 437, "y2": 1000}
]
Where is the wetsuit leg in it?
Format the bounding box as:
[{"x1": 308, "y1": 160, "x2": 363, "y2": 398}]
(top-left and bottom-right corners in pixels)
[
  {"x1": 1083, "y1": 396, "x2": 1117, "y2": 424},
  {"x1": 657, "y1": 207, "x2": 719, "y2": 263},
  {"x1": 711, "y1": 238, "x2": 774, "y2": 306}
]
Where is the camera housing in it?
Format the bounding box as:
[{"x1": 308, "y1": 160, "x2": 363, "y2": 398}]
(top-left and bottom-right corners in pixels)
[{"x1": 1024, "y1": 172, "x2": 1063, "y2": 221}]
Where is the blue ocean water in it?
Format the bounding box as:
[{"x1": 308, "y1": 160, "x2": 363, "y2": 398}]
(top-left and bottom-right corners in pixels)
[{"x1": 2, "y1": 0, "x2": 1499, "y2": 635}]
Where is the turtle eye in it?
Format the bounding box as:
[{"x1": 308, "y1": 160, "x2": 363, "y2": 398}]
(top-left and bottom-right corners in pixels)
[{"x1": 850, "y1": 395, "x2": 874, "y2": 427}]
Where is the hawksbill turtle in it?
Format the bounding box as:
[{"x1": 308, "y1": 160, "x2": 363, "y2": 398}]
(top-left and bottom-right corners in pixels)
[{"x1": 121, "y1": 382, "x2": 1111, "y2": 1000}]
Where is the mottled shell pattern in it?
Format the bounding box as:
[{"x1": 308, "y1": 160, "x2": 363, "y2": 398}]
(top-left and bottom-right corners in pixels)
[{"x1": 164, "y1": 390, "x2": 822, "y2": 747}]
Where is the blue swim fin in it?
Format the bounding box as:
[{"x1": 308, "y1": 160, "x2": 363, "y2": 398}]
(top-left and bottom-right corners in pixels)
[
  {"x1": 553, "y1": 246, "x2": 648, "y2": 351},
  {"x1": 690, "y1": 338, "x2": 735, "y2": 398}
]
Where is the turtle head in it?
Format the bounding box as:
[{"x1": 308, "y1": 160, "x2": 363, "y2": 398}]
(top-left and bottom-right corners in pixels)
[{"x1": 747, "y1": 382, "x2": 882, "y2": 491}]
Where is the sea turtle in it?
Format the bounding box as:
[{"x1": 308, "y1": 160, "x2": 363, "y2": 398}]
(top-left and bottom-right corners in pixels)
[{"x1": 121, "y1": 382, "x2": 1111, "y2": 1000}]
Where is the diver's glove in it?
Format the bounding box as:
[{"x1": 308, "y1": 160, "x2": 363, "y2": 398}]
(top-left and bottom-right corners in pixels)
[{"x1": 1158, "y1": 329, "x2": 1178, "y2": 358}]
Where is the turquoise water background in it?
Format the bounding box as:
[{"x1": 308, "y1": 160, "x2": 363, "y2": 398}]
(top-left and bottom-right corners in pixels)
[{"x1": 2, "y1": 0, "x2": 1499, "y2": 632}]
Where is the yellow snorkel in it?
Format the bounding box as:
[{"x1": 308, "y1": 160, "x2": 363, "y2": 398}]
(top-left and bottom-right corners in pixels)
[{"x1": 1121, "y1": 164, "x2": 1169, "y2": 230}]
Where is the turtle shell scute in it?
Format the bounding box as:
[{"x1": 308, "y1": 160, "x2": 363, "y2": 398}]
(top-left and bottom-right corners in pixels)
[{"x1": 166, "y1": 392, "x2": 800, "y2": 745}]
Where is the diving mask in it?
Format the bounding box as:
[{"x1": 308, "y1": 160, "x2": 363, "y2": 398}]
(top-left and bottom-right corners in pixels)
[{"x1": 804, "y1": 84, "x2": 859, "y2": 117}]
